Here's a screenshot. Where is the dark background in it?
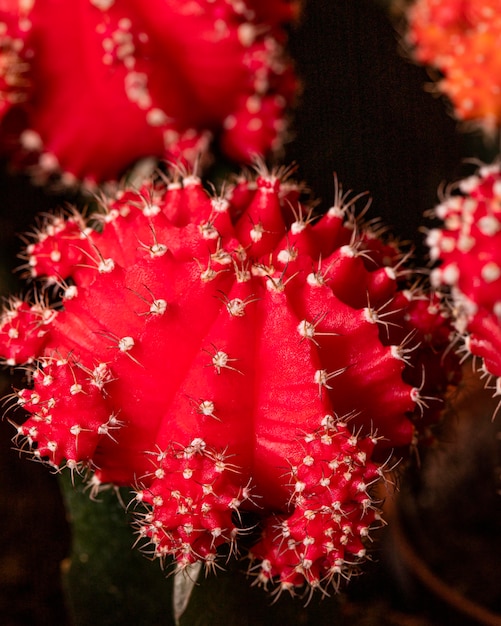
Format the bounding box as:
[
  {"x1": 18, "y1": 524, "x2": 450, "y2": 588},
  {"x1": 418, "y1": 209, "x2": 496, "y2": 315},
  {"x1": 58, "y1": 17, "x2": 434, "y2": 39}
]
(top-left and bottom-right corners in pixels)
[{"x1": 284, "y1": 0, "x2": 467, "y2": 258}]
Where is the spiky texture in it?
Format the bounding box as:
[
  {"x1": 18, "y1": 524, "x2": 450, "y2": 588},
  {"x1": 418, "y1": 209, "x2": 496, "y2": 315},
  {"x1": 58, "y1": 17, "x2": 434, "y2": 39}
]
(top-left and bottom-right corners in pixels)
[
  {"x1": 428, "y1": 163, "x2": 501, "y2": 392},
  {"x1": 407, "y1": 0, "x2": 501, "y2": 129},
  {"x1": 1, "y1": 166, "x2": 458, "y2": 592},
  {"x1": 0, "y1": 0, "x2": 296, "y2": 185}
]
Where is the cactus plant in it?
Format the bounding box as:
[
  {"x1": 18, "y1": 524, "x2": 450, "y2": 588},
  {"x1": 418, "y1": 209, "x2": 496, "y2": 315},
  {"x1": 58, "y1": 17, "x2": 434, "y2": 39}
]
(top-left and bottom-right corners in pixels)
[
  {"x1": 406, "y1": 0, "x2": 501, "y2": 130},
  {"x1": 0, "y1": 164, "x2": 459, "y2": 594},
  {"x1": 427, "y1": 162, "x2": 501, "y2": 396},
  {"x1": 0, "y1": 0, "x2": 296, "y2": 185}
]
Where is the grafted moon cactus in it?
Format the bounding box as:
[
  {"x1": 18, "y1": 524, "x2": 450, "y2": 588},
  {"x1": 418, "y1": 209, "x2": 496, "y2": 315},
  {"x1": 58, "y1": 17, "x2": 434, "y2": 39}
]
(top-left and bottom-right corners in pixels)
[
  {"x1": 1, "y1": 165, "x2": 457, "y2": 592},
  {"x1": 0, "y1": 0, "x2": 296, "y2": 184},
  {"x1": 427, "y1": 163, "x2": 501, "y2": 394},
  {"x1": 407, "y1": 0, "x2": 501, "y2": 129}
]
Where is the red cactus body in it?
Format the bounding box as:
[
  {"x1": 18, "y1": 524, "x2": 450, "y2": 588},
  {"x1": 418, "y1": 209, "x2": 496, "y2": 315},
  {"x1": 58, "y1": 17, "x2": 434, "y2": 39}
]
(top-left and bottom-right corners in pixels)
[
  {"x1": 0, "y1": 0, "x2": 296, "y2": 185},
  {"x1": 1, "y1": 166, "x2": 457, "y2": 591},
  {"x1": 407, "y1": 0, "x2": 501, "y2": 128},
  {"x1": 427, "y1": 163, "x2": 501, "y2": 388}
]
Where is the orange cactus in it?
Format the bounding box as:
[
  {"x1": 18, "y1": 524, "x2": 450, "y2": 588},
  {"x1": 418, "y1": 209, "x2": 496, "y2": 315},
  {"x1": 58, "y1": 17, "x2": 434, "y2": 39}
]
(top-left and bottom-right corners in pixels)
[{"x1": 407, "y1": 0, "x2": 501, "y2": 128}]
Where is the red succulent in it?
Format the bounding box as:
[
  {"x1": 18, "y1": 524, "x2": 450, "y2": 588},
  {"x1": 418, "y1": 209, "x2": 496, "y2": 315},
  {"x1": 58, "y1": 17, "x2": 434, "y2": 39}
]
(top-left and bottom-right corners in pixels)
[
  {"x1": 0, "y1": 0, "x2": 297, "y2": 185},
  {"x1": 1, "y1": 165, "x2": 458, "y2": 592},
  {"x1": 428, "y1": 163, "x2": 501, "y2": 392}
]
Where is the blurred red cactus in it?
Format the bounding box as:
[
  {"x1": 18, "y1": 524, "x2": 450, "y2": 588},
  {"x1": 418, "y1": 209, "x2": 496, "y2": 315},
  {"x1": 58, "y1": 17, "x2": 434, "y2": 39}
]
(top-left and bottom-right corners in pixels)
[{"x1": 0, "y1": 0, "x2": 297, "y2": 185}]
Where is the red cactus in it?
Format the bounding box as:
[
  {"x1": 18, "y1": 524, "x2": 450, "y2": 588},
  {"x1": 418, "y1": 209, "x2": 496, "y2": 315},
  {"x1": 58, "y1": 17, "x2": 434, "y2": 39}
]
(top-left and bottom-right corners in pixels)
[
  {"x1": 427, "y1": 163, "x2": 501, "y2": 388},
  {"x1": 0, "y1": 0, "x2": 297, "y2": 185},
  {"x1": 1, "y1": 165, "x2": 458, "y2": 592},
  {"x1": 407, "y1": 0, "x2": 501, "y2": 129}
]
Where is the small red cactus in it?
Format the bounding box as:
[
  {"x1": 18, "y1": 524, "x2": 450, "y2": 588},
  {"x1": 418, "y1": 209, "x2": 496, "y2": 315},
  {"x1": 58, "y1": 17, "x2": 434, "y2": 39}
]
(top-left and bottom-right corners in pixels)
[
  {"x1": 407, "y1": 0, "x2": 501, "y2": 129},
  {"x1": 427, "y1": 163, "x2": 501, "y2": 390},
  {"x1": 0, "y1": 0, "x2": 297, "y2": 185},
  {"x1": 1, "y1": 165, "x2": 458, "y2": 592}
]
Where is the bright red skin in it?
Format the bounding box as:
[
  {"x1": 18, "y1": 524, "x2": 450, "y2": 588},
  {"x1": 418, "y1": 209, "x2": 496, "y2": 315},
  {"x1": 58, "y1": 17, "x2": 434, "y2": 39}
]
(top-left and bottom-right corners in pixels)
[
  {"x1": 1, "y1": 167, "x2": 457, "y2": 590},
  {"x1": 428, "y1": 164, "x2": 501, "y2": 384},
  {"x1": 0, "y1": 0, "x2": 297, "y2": 184}
]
